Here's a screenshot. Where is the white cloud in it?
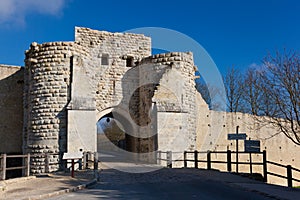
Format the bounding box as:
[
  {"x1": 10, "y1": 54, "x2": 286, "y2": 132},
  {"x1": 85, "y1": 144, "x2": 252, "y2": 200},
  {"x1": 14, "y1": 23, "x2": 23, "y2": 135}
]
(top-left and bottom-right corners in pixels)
[
  {"x1": 0, "y1": 0, "x2": 66, "y2": 25},
  {"x1": 248, "y1": 63, "x2": 260, "y2": 69},
  {"x1": 248, "y1": 62, "x2": 267, "y2": 73}
]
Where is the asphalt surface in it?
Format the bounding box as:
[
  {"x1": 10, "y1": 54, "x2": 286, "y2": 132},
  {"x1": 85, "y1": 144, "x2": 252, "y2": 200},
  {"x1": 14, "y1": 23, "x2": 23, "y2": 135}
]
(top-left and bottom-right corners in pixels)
[
  {"x1": 48, "y1": 168, "x2": 274, "y2": 200},
  {"x1": 0, "y1": 170, "x2": 96, "y2": 200},
  {"x1": 2, "y1": 150, "x2": 300, "y2": 200}
]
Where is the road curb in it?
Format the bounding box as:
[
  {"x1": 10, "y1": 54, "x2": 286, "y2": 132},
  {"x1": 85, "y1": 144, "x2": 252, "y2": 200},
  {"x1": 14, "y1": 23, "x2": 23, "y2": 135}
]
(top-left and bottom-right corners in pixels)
[{"x1": 23, "y1": 178, "x2": 98, "y2": 200}]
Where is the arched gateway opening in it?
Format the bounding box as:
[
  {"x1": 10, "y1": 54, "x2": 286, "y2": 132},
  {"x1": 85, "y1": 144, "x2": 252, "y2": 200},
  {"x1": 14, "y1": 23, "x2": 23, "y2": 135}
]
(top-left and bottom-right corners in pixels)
[
  {"x1": 97, "y1": 112, "x2": 135, "y2": 152},
  {"x1": 97, "y1": 114, "x2": 126, "y2": 150},
  {"x1": 96, "y1": 108, "x2": 158, "y2": 163}
]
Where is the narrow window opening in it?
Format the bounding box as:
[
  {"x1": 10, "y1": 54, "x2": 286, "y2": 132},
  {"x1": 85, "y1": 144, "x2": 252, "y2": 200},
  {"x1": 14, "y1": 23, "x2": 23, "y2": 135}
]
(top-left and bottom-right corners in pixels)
[
  {"x1": 101, "y1": 54, "x2": 109, "y2": 65},
  {"x1": 113, "y1": 80, "x2": 116, "y2": 95},
  {"x1": 126, "y1": 57, "x2": 134, "y2": 67}
]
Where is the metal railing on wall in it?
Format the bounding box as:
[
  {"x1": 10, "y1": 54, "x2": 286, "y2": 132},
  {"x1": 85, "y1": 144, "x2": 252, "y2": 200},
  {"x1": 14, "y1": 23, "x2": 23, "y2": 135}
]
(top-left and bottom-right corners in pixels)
[{"x1": 156, "y1": 150, "x2": 300, "y2": 188}]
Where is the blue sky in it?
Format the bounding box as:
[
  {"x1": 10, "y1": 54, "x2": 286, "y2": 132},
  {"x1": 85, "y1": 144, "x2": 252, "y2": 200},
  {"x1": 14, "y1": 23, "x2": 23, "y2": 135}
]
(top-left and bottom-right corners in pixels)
[{"x1": 0, "y1": 0, "x2": 299, "y2": 75}]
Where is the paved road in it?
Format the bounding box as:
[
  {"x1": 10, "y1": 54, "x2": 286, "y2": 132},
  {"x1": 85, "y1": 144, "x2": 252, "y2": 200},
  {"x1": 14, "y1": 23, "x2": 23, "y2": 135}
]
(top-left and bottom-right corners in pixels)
[{"x1": 48, "y1": 168, "x2": 274, "y2": 200}]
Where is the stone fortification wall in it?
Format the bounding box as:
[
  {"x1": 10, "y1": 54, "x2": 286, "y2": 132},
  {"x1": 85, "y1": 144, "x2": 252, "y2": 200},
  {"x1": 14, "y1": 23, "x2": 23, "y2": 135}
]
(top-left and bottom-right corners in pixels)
[
  {"x1": 195, "y1": 102, "x2": 300, "y2": 186},
  {"x1": 0, "y1": 65, "x2": 24, "y2": 154}
]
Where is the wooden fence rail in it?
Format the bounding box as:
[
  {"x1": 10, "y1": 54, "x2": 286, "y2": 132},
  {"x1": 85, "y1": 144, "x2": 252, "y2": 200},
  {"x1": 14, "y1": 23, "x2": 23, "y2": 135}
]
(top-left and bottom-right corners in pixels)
[
  {"x1": 157, "y1": 150, "x2": 300, "y2": 187},
  {"x1": 0, "y1": 151, "x2": 99, "y2": 180},
  {"x1": 0, "y1": 154, "x2": 30, "y2": 180}
]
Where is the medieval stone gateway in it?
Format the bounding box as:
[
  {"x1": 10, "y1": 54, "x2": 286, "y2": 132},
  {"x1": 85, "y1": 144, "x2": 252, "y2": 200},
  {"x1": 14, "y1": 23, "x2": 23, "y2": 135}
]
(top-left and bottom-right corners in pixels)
[
  {"x1": 22, "y1": 27, "x2": 197, "y2": 172},
  {"x1": 0, "y1": 27, "x2": 299, "y2": 186}
]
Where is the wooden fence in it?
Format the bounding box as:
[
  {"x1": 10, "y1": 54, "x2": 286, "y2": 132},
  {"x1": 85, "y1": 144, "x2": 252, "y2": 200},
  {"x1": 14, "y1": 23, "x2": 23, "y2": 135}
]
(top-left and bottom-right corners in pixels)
[
  {"x1": 157, "y1": 150, "x2": 300, "y2": 187},
  {"x1": 2, "y1": 151, "x2": 299, "y2": 187},
  {"x1": 0, "y1": 152, "x2": 98, "y2": 180},
  {"x1": 0, "y1": 154, "x2": 30, "y2": 180}
]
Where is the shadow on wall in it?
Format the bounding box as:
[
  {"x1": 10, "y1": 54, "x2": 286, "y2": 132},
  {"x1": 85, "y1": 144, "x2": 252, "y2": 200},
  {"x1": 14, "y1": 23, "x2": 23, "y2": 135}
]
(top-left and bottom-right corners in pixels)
[
  {"x1": 0, "y1": 67, "x2": 24, "y2": 154},
  {"x1": 118, "y1": 64, "x2": 161, "y2": 154},
  {"x1": 0, "y1": 66, "x2": 24, "y2": 179}
]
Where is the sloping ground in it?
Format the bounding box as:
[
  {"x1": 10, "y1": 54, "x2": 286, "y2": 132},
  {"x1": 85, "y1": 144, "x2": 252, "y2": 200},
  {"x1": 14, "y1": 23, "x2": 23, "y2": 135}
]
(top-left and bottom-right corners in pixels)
[
  {"x1": 2, "y1": 157, "x2": 300, "y2": 200},
  {"x1": 96, "y1": 152, "x2": 300, "y2": 200},
  {"x1": 0, "y1": 170, "x2": 96, "y2": 200},
  {"x1": 47, "y1": 167, "x2": 300, "y2": 200}
]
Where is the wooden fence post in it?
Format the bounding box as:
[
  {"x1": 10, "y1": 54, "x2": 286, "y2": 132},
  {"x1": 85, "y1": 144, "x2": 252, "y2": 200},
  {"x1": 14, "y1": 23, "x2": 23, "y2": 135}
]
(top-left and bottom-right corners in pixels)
[
  {"x1": 263, "y1": 150, "x2": 267, "y2": 182},
  {"x1": 157, "y1": 151, "x2": 161, "y2": 165},
  {"x1": 167, "y1": 151, "x2": 172, "y2": 168},
  {"x1": 184, "y1": 151, "x2": 187, "y2": 168},
  {"x1": 249, "y1": 152, "x2": 253, "y2": 175},
  {"x1": 71, "y1": 159, "x2": 75, "y2": 178},
  {"x1": 79, "y1": 157, "x2": 83, "y2": 170},
  {"x1": 86, "y1": 152, "x2": 91, "y2": 169},
  {"x1": 94, "y1": 152, "x2": 99, "y2": 179},
  {"x1": 25, "y1": 153, "x2": 30, "y2": 176},
  {"x1": 1, "y1": 154, "x2": 6, "y2": 180},
  {"x1": 287, "y1": 165, "x2": 293, "y2": 187},
  {"x1": 83, "y1": 152, "x2": 87, "y2": 169},
  {"x1": 207, "y1": 151, "x2": 211, "y2": 170},
  {"x1": 94, "y1": 152, "x2": 99, "y2": 170},
  {"x1": 227, "y1": 150, "x2": 232, "y2": 172},
  {"x1": 194, "y1": 150, "x2": 198, "y2": 169},
  {"x1": 0, "y1": 155, "x2": 1, "y2": 179}
]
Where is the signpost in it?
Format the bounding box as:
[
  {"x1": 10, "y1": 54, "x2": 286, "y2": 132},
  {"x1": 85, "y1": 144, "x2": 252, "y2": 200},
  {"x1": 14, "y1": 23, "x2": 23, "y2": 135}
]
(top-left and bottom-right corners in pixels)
[
  {"x1": 63, "y1": 152, "x2": 83, "y2": 178},
  {"x1": 227, "y1": 126, "x2": 247, "y2": 173},
  {"x1": 228, "y1": 133, "x2": 247, "y2": 140},
  {"x1": 227, "y1": 127, "x2": 261, "y2": 174},
  {"x1": 244, "y1": 140, "x2": 260, "y2": 174}
]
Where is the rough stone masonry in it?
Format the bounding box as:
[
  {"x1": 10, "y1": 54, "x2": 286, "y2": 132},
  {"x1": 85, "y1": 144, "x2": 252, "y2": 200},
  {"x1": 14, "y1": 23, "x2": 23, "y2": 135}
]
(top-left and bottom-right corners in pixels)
[
  {"x1": 0, "y1": 27, "x2": 299, "y2": 187},
  {"x1": 21, "y1": 27, "x2": 197, "y2": 173}
]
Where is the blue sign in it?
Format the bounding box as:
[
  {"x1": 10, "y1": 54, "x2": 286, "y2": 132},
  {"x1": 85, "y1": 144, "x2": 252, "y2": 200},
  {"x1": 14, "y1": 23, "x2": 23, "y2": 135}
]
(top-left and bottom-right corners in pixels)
[
  {"x1": 228, "y1": 133, "x2": 247, "y2": 140},
  {"x1": 244, "y1": 140, "x2": 260, "y2": 152}
]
